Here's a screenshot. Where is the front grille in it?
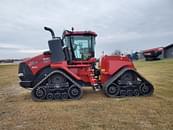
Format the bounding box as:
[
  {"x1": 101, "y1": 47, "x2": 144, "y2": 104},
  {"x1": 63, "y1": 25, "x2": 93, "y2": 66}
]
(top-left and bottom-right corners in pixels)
[{"x1": 18, "y1": 62, "x2": 34, "y2": 81}]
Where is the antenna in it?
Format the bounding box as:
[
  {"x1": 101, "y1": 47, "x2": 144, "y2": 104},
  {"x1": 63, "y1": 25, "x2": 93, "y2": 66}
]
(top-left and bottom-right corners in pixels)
[{"x1": 71, "y1": 27, "x2": 74, "y2": 32}]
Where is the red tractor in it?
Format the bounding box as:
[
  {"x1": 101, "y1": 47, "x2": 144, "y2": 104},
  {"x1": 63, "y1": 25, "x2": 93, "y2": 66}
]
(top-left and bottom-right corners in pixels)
[{"x1": 18, "y1": 27, "x2": 154, "y2": 101}]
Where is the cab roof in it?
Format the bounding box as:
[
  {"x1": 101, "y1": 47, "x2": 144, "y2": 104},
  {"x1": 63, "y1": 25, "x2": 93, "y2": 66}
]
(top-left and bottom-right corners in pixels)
[{"x1": 63, "y1": 30, "x2": 97, "y2": 37}]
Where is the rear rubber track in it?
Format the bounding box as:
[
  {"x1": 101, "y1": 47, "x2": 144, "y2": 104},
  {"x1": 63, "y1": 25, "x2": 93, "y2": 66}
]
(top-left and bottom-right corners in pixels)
[{"x1": 103, "y1": 68, "x2": 154, "y2": 98}]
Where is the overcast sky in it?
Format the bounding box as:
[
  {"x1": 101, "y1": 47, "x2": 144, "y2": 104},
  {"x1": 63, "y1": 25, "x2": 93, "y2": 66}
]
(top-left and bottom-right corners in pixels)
[{"x1": 0, "y1": 0, "x2": 173, "y2": 59}]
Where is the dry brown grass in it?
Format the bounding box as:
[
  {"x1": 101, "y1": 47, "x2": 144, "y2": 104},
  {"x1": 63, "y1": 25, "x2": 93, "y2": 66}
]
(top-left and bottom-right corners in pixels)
[
  {"x1": 0, "y1": 64, "x2": 18, "y2": 87},
  {"x1": 0, "y1": 60, "x2": 173, "y2": 130}
]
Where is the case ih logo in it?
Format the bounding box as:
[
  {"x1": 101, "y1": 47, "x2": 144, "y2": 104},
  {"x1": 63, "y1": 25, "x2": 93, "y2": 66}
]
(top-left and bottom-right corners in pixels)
[
  {"x1": 28, "y1": 61, "x2": 38, "y2": 66},
  {"x1": 43, "y1": 57, "x2": 50, "y2": 63}
]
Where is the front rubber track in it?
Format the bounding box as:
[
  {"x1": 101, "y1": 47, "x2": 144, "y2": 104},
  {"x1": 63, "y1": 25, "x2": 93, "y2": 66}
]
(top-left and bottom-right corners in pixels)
[{"x1": 31, "y1": 71, "x2": 83, "y2": 101}]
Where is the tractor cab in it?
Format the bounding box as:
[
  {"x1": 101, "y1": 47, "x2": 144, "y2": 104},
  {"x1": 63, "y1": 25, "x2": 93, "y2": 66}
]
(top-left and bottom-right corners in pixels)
[
  {"x1": 44, "y1": 27, "x2": 97, "y2": 64},
  {"x1": 62, "y1": 29, "x2": 97, "y2": 61}
]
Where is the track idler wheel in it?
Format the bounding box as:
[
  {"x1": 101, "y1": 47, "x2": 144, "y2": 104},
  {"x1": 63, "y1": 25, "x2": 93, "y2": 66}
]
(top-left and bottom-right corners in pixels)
[
  {"x1": 104, "y1": 83, "x2": 120, "y2": 97},
  {"x1": 31, "y1": 86, "x2": 47, "y2": 100},
  {"x1": 139, "y1": 83, "x2": 153, "y2": 96},
  {"x1": 68, "y1": 85, "x2": 83, "y2": 99}
]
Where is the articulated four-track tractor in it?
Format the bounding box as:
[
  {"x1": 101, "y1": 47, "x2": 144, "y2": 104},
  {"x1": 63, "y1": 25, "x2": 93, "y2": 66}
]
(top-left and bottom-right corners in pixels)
[{"x1": 18, "y1": 27, "x2": 154, "y2": 101}]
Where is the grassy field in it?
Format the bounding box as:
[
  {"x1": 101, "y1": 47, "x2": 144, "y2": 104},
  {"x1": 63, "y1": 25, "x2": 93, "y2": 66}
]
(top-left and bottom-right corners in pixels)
[{"x1": 0, "y1": 59, "x2": 173, "y2": 130}]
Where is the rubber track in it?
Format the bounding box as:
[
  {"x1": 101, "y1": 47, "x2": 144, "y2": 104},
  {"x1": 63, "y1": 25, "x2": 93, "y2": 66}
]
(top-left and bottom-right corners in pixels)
[
  {"x1": 31, "y1": 70, "x2": 82, "y2": 101},
  {"x1": 103, "y1": 68, "x2": 154, "y2": 97}
]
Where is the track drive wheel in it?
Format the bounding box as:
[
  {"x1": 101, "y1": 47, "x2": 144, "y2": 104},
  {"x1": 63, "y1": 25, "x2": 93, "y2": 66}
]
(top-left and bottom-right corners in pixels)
[
  {"x1": 104, "y1": 83, "x2": 120, "y2": 97},
  {"x1": 120, "y1": 71, "x2": 136, "y2": 82},
  {"x1": 48, "y1": 74, "x2": 67, "y2": 86},
  {"x1": 68, "y1": 85, "x2": 83, "y2": 99}
]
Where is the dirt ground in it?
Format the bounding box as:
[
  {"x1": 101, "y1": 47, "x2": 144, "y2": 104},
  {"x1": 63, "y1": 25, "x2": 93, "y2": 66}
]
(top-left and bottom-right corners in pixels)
[{"x1": 0, "y1": 60, "x2": 173, "y2": 130}]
